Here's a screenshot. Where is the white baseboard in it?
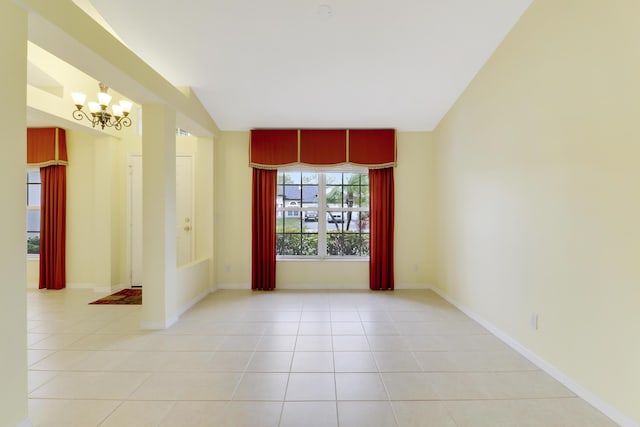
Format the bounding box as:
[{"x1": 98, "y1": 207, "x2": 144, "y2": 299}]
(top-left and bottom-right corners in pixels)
[
  {"x1": 66, "y1": 282, "x2": 99, "y2": 290},
  {"x1": 216, "y1": 283, "x2": 432, "y2": 291},
  {"x1": 140, "y1": 314, "x2": 178, "y2": 330},
  {"x1": 430, "y1": 286, "x2": 638, "y2": 427},
  {"x1": 16, "y1": 418, "x2": 33, "y2": 427},
  {"x1": 217, "y1": 283, "x2": 251, "y2": 290},
  {"x1": 277, "y1": 283, "x2": 368, "y2": 290},
  {"x1": 176, "y1": 289, "x2": 211, "y2": 317},
  {"x1": 65, "y1": 283, "x2": 129, "y2": 293},
  {"x1": 394, "y1": 282, "x2": 432, "y2": 290}
]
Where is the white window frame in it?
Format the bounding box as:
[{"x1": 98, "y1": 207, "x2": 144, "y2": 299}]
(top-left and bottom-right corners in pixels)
[
  {"x1": 276, "y1": 165, "x2": 370, "y2": 260},
  {"x1": 26, "y1": 168, "x2": 41, "y2": 259}
]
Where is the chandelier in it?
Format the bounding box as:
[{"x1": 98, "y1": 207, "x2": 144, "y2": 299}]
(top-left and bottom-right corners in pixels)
[{"x1": 71, "y1": 83, "x2": 133, "y2": 130}]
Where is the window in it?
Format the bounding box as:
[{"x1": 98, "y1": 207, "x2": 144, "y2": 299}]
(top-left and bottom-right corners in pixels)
[
  {"x1": 276, "y1": 170, "x2": 369, "y2": 258},
  {"x1": 27, "y1": 170, "x2": 41, "y2": 255}
]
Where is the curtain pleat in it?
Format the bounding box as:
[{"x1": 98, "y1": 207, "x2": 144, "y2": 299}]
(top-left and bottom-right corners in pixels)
[
  {"x1": 252, "y1": 168, "x2": 277, "y2": 290},
  {"x1": 369, "y1": 167, "x2": 394, "y2": 291},
  {"x1": 39, "y1": 165, "x2": 66, "y2": 290}
]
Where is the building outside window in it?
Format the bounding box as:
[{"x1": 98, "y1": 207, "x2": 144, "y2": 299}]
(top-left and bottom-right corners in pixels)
[
  {"x1": 276, "y1": 169, "x2": 369, "y2": 258},
  {"x1": 27, "y1": 170, "x2": 41, "y2": 255}
]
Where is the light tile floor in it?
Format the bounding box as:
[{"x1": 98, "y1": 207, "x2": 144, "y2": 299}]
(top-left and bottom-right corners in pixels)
[{"x1": 26, "y1": 288, "x2": 618, "y2": 426}]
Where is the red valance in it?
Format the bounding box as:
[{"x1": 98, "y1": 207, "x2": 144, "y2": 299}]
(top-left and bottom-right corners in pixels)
[
  {"x1": 250, "y1": 129, "x2": 395, "y2": 169},
  {"x1": 27, "y1": 128, "x2": 68, "y2": 167},
  {"x1": 250, "y1": 129, "x2": 298, "y2": 168},
  {"x1": 350, "y1": 129, "x2": 396, "y2": 168}
]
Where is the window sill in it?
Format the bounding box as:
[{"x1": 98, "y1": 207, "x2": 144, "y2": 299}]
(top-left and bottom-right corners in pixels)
[
  {"x1": 27, "y1": 255, "x2": 40, "y2": 261},
  {"x1": 277, "y1": 257, "x2": 369, "y2": 262}
]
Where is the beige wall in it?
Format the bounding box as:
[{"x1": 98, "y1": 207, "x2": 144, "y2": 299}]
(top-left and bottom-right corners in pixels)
[
  {"x1": 25, "y1": 42, "x2": 215, "y2": 294},
  {"x1": 26, "y1": 132, "x2": 215, "y2": 291},
  {"x1": 27, "y1": 129, "x2": 135, "y2": 289},
  {"x1": 67, "y1": 131, "x2": 98, "y2": 284},
  {"x1": 214, "y1": 131, "x2": 436, "y2": 289},
  {"x1": 0, "y1": 3, "x2": 29, "y2": 425},
  {"x1": 433, "y1": 0, "x2": 640, "y2": 424},
  {"x1": 214, "y1": 132, "x2": 252, "y2": 288},
  {"x1": 26, "y1": 41, "x2": 141, "y2": 290},
  {"x1": 395, "y1": 132, "x2": 436, "y2": 287}
]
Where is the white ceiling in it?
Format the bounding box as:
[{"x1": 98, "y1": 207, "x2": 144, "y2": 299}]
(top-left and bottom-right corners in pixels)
[{"x1": 88, "y1": 0, "x2": 532, "y2": 131}]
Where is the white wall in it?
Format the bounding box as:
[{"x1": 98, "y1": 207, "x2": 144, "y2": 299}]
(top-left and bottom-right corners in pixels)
[{"x1": 434, "y1": 0, "x2": 640, "y2": 424}]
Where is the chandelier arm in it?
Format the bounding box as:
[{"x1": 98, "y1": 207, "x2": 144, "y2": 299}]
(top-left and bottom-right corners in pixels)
[
  {"x1": 72, "y1": 109, "x2": 91, "y2": 122},
  {"x1": 120, "y1": 116, "x2": 132, "y2": 128}
]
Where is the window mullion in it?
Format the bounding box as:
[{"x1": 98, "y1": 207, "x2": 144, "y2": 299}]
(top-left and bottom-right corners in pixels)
[{"x1": 318, "y1": 173, "x2": 327, "y2": 257}]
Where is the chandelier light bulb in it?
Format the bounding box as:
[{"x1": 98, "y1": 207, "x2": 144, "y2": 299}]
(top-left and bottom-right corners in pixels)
[
  {"x1": 119, "y1": 100, "x2": 133, "y2": 115},
  {"x1": 88, "y1": 102, "x2": 100, "y2": 114},
  {"x1": 71, "y1": 92, "x2": 86, "y2": 107},
  {"x1": 112, "y1": 104, "x2": 123, "y2": 118},
  {"x1": 97, "y1": 91, "x2": 112, "y2": 108}
]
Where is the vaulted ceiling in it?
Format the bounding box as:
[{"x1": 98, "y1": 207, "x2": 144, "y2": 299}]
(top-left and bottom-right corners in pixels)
[{"x1": 87, "y1": 0, "x2": 532, "y2": 131}]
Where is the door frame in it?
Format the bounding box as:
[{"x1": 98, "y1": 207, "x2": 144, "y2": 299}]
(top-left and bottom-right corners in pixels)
[{"x1": 126, "y1": 153, "x2": 195, "y2": 287}]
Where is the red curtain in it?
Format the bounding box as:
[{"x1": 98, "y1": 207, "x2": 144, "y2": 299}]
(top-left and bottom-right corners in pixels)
[
  {"x1": 252, "y1": 168, "x2": 277, "y2": 290},
  {"x1": 369, "y1": 167, "x2": 394, "y2": 290},
  {"x1": 39, "y1": 165, "x2": 66, "y2": 290}
]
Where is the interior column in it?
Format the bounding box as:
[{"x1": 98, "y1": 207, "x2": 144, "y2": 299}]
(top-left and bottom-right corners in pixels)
[
  {"x1": 141, "y1": 104, "x2": 178, "y2": 329},
  {"x1": 0, "y1": 2, "x2": 29, "y2": 425},
  {"x1": 93, "y1": 136, "x2": 117, "y2": 292}
]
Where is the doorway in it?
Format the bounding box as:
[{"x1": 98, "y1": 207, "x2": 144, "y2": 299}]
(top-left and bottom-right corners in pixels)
[{"x1": 127, "y1": 154, "x2": 195, "y2": 287}]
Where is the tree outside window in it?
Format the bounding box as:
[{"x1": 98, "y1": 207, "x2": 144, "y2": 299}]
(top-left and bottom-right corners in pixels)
[
  {"x1": 27, "y1": 170, "x2": 41, "y2": 255},
  {"x1": 276, "y1": 170, "x2": 369, "y2": 258}
]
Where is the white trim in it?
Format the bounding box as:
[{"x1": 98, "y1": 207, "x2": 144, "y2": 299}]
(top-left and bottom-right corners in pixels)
[
  {"x1": 277, "y1": 283, "x2": 369, "y2": 290},
  {"x1": 65, "y1": 282, "x2": 128, "y2": 294},
  {"x1": 217, "y1": 283, "x2": 251, "y2": 290},
  {"x1": 216, "y1": 283, "x2": 431, "y2": 291},
  {"x1": 91, "y1": 285, "x2": 114, "y2": 294},
  {"x1": 126, "y1": 153, "x2": 141, "y2": 287},
  {"x1": 278, "y1": 164, "x2": 368, "y2": 173},
  {"x1": 16, "y1": 418, "x2": 33, "y2": 427},
  {"x1": 430, "y1": 286, "x2": 639, "y2": 427},
  {"x1": 394, "y1": 282, "x2": 432, "y2": 290},
  {"x1": 276, "y1": 256, "x2": 369, "y2": 262},
  {"x1": 66, "y1": 282, "x2": 105, "y2": 291},
  {"x1": 140, "y1": 314, "x2": 178, "y2": 330},
  {"x1": 176, "y1": 289, "x2": 211, "y2": 317}
]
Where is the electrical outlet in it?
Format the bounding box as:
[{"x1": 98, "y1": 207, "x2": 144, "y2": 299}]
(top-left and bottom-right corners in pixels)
[
  {"x1": 225, "y1": 264, "x2": 230, "y2": 273},
  {"x1": 413, "y1": 264, "x2": 419, "y2": 272},
  {"x1": 530, "y1": 312, "x2": 538, "y2": 330}
]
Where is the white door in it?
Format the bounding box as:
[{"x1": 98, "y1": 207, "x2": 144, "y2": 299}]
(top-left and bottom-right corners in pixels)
[
  {"x1": 128, "y1": 154, "x2": 194, "y2": 287},
  {"x1": 176, "y1": 155, "x2": 194, "y2": 267},
  {"x1": 128, "y1": 155, "x2": 143, "y2": 287}
]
